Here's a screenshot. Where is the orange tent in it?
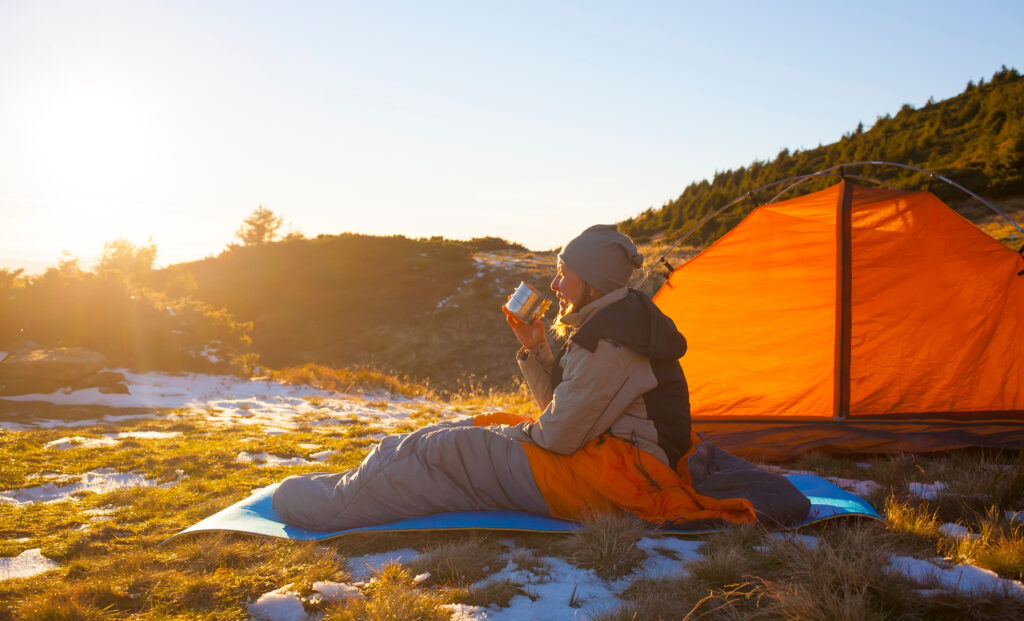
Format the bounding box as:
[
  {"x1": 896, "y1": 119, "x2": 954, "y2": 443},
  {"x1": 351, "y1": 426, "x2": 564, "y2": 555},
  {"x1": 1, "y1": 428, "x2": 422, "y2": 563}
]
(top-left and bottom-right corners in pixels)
[{"x1": 654, "y1": 181, "x2": 1024, "y2": 460}]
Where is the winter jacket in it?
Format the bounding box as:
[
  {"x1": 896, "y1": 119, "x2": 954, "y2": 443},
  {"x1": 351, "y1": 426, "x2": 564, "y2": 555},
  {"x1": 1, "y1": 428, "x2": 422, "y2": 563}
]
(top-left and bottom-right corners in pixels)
[{"x1": 497, "y1": 287, "x2": 692, "y2": 468}]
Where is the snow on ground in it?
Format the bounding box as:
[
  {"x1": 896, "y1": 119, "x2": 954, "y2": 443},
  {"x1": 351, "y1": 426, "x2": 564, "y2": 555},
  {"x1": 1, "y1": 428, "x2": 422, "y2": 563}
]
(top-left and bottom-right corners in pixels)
[
  {"x1": 908, "y1": 481, "x2": 947, "y2": 500},
  {"x1": 8, "y1": 366, "x2": 1024, "y2": 614},
  {"x1": 44, "y1": 435, "x2": 119, "y2": 450},
  {"x1": 346, "y1": 548, "x2": 421, "y2": 581},
  {"x1": 0, "y1": 549, "x2": 59, "y2": 582},
  {"x1": 236, "y1": 452, "x2": 311, "y2": 468},
  {"x1": 38, "y1": 432, "x2": 182, "y2": 451},
  {"x1": 827, "y1": 476, "x2": 882, "y2": 497},
  {"x1": 0, "y1": 468, "x2": 183, "y2": 506},
  {"x1": 111, "y1": 430, "x2": 182, "y2": 440},
  {"x1": 310, "y1": 580, "x2": 362, "y2": 603},
  {"x1": 889, "y1": 556, "x2": 1024, "y2": 596},
  {"x1": 459, "y1": 551, "x2": 623, "y2": 620},
  {"x1": 0, "y1": 370, "x2": 462, "y2": 433},
  {"x1": 246, "y1": 536, "x2": 1024, "y2": 621},
  {"x1": 248, "y1": 585, "x2": 307, "y2": 621},
  {"x1": 636, "y1": 536, "x2": 704, "y2": 576},
  {"x1": 0, "y1": 412, "x2": 158, "y2": 431},
  {"x1": 939, "y1": 523, "x2": 981, "y2": 541},
  {"x1": 759, "y1": 532, "x2": 821, "y2": 550}
]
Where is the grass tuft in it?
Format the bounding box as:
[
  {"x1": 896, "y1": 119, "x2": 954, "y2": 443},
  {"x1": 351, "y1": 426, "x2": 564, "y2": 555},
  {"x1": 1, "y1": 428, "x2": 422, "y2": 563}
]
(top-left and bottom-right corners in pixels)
[
  {"x1": 406, "y1": 536, "x2": 504, "y2": 586},
  {"x1": 323, "y1": 562, "x2": 449, "y2": 621},
  {"x1": 557, "y1": 511, "x2": 650, "y2": 580}
]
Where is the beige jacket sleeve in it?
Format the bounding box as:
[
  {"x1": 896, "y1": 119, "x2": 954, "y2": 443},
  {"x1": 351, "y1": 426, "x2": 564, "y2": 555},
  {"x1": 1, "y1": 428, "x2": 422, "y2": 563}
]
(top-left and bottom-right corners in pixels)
[
  {"x1": 517, "y1": 349, "x2": 554, "y2": 410},
  {"x1": 501, "y1": 339, "x2": 658, "y2": 455}
]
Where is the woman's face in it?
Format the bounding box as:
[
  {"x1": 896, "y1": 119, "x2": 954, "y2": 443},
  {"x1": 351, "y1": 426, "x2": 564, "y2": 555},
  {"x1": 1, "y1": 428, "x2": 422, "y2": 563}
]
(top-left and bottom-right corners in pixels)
[{"x1": 550, "y1": 259, "x2": 583, "y2": 315}]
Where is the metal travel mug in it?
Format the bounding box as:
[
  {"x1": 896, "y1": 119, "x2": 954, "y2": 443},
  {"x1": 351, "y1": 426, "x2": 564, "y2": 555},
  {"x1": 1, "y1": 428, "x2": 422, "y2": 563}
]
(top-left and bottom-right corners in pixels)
[{"x1": 504, "y1": 281, "x2": 553, "y2": 323}]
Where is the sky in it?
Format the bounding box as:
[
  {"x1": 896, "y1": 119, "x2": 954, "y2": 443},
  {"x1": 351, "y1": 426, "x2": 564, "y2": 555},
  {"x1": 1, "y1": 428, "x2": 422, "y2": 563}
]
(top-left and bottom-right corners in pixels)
[{"x1": 1, "y1": 0, "x2": 1022, "y2": 273}]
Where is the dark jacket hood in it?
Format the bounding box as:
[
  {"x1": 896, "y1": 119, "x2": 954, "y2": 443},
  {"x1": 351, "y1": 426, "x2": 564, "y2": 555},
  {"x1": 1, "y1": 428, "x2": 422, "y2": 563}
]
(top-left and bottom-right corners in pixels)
[{"x1": 570, "y1": 289, "x2": 687, "y2": 360}]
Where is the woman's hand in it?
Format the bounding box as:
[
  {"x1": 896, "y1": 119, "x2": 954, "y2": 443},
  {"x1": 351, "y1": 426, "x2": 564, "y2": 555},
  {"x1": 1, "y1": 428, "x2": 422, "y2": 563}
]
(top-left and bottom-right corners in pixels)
[
  {"x1": 503, "y1": 306, "x2": 546, "y2": 349},
  {"x1": 504, "y1": 307, "x2": 555, "y2": 366}
]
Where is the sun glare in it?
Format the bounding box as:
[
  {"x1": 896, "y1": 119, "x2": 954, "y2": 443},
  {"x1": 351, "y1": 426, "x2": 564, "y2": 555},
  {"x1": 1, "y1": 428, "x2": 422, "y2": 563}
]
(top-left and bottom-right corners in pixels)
[{"x1": 29, "y1": 86, "x2": 155, "y2": 199}]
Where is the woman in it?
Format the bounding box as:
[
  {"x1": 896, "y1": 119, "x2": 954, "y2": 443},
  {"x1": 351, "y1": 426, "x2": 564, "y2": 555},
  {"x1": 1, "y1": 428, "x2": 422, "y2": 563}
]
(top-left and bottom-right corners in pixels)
[{"x1": 272, "y1": 225, "x2": 808, "y2": 531}]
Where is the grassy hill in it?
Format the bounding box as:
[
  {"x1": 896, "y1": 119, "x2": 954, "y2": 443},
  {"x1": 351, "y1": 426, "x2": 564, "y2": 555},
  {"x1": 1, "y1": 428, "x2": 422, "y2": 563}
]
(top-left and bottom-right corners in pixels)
[{"x1": 141, "y1": 235, "x2": 553, "y2": 392}]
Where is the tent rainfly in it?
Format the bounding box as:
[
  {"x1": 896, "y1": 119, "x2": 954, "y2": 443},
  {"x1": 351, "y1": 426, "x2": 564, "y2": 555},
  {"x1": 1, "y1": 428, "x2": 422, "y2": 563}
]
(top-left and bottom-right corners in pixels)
[{"x1": 653, "y1": 180, "x2": 1024, "y2": 460}]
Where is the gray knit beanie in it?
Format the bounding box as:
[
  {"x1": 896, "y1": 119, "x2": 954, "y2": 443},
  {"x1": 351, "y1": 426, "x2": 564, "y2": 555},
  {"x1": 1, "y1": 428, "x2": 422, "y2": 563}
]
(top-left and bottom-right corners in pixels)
[{"x1": 558, "y1": 224, "x2": 644, "y2": 293}]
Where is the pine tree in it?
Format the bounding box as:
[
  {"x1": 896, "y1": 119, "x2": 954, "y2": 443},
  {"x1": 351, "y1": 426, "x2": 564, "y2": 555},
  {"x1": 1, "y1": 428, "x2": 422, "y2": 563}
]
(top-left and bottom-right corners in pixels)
[{"x1": 236, "y1": 205, "x2": 284, "y2": 246}]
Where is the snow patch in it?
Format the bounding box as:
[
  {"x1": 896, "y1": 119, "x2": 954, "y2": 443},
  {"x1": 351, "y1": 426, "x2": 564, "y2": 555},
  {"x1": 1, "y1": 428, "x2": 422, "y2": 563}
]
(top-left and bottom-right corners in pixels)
[
  {"x1": 486, "y1": 554, "x2": 624, "y2": 619},
  {"x1": 346, "y1": 548, "x2": 420, "y2": 581},
  {"x1": 82, "y1": 507, "x2": 118, "y2": 516},
  {"x1": 827, "y1": 476, "x2": 882, "y2": 497},
  {"x1": 248, "y1": 585, "x2": 307, "y2": 621},
  {"x1": 636, "y1": 536, "x2": 703, "y2": 576},
  {"x1": 199, "y1": 345, "x2": 221, "y2": 364},
  {"x1": 309, "y1": 449, "x2": 336, "y2": 461},
  {"x1": 4, "y1": 413, "x2": 158, "y2": 431},
  {"x1": 939, "y1": 523, "x2": 981, "y2": 541},
  {"x1": 441, "y1": 603, "x2": 488, "y2": 620},
  {"x1": 0, "y1": 549, "x2": 59, "y2": 581},
  {"x1": 236, "y1": 452, "x2": 311, "y2": 467},
  {"x1": 889, "y1": 556, "x2": 1024, "y2": 596},
  {"x1": 109, "y1": 430, "x2": 181, "y2": 440},
  {"x1": 908, "y1": 481, "x2": 947, "y2": 500},
  {"x1": 44, "y1": 436, "x2": 119, "y2": 450},
  {"x1": 0, "y1": 468, "x2": 179, "y2": 505},
  {"x1": 311, "y1": 580, "x2": 362, "y2": 603},
  {"x1": 764, "y1": 532, "x2": 821, "y2": 549}
]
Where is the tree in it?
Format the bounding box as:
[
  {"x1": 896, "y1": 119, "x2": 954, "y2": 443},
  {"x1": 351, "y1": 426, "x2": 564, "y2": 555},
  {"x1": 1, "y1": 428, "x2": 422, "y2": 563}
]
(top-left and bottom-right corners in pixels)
[
  {"x1": 236, "y1": 205, "x2": 284, "y2": 245},
  {"x1": 96, "y1": 238, "x2": 157, "y2": 278}
]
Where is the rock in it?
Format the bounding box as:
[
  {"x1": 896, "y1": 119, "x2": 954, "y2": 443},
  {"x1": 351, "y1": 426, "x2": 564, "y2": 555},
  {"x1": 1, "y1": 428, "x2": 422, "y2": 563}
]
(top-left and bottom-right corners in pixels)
[
  {"x1": 0, "y1": 348, "x2": 107, "y2": 395},
  {"x1": 98, "y1": 383, "x2": 131, "y2": 395},
  {"x1": 76, "y1": 371, "x2": 128, "y2": 393}
]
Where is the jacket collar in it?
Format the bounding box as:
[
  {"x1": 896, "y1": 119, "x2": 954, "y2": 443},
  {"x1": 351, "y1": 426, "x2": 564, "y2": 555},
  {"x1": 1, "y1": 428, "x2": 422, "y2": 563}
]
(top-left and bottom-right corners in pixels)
[{"x1": 558, "y1": 287, "x2": 630, "y2": 329}]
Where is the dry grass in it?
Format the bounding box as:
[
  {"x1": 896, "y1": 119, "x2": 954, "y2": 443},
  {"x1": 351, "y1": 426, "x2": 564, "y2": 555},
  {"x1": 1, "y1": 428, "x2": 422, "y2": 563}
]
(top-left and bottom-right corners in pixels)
[
  {"x1": 451, "y1": 577, "x2": 524, "y2": 608},
  {"x1": 406, "y1": 537, "x2": 505, "y2": 587},
  {"x1": 555, "y1": 511, "x2": 651, "y2": 580},
  {"x1": 322, "y1": 563, "x2": 450, "y2": 621},
  {"x1": 270, "y1": 363, "x2": 431, "y2": 398},
  {"x1": 608, "y1": 524, "x2": 919, "y2": 621}
]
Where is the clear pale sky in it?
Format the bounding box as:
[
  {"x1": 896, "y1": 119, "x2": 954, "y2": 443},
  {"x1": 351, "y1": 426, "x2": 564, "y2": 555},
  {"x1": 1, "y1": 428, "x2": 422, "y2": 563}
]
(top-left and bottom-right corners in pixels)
[{"x1": 1, "y1": 0, "x2": 1022, "y2": 273}]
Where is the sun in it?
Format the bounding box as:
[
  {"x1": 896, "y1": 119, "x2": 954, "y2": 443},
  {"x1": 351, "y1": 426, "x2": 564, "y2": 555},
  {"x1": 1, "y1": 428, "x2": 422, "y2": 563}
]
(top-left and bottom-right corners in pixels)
[{"x1": 29, "y1": 85, "x2": 155, "y2": 200}]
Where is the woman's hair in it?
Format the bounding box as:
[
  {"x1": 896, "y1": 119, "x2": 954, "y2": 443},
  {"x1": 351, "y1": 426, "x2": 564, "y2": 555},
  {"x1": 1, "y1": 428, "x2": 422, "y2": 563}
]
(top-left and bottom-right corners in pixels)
[{"x1": 551, "y1": 281, "x2": 605, "y2": 338}]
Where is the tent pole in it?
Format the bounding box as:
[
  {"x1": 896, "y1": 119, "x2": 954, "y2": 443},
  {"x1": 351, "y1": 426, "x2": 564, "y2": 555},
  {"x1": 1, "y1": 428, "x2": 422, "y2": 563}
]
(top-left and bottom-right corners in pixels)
[
  {"x1": 634, "y1": 162, "x2": 1024, "y2": 290},
  {"x1": 833, "y1": 181, "x2": 855, "y2": 420}
]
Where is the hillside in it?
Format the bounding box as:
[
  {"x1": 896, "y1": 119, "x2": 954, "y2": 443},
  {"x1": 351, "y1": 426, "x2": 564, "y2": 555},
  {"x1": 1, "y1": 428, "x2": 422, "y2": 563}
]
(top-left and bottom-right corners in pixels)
[
  {"x1": 621, "y1": 66, "x2": 1024, "y2": 248},
  {"x1": 143, "y1": 235, "x2": 554, "y2": 392}
]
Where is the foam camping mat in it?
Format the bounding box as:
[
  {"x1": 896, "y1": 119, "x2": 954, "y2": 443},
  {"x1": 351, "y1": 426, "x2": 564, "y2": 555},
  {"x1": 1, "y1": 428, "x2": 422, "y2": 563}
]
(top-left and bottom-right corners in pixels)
[{"x1": 161, "y1": 474, "x2": 881, "y2": 545}]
